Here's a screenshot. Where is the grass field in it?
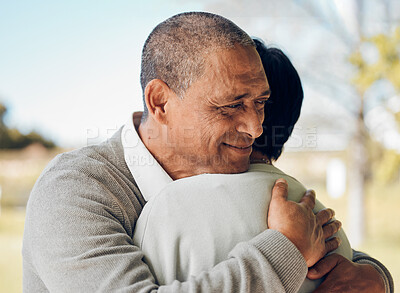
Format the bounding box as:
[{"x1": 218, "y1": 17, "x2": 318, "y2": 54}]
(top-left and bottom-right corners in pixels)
[{"x1": 0, "y1": 208, "x2": 25, "y2": 293}]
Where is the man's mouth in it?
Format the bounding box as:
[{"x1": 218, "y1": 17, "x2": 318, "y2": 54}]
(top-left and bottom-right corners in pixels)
[{"x1": 222, "y1": 143, "x2": 253, "y2": 155}]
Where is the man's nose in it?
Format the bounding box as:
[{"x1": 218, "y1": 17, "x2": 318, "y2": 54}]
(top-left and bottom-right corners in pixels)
[{"x1": 236, "y1": 105, "x2": 264, "y2": 138}]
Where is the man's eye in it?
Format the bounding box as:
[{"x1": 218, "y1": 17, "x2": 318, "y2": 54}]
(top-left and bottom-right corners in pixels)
[
  {"x1": 225, "y1": 103, "x2": 242, "y2": 109},
  {"x1": 256, "y1": 99, "x2": 268, "y2": 105}
]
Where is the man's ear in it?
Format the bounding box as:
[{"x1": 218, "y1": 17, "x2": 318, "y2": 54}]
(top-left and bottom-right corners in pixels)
[{"x1": 144, "y1": 79, "x2": 172, "y2": 124}]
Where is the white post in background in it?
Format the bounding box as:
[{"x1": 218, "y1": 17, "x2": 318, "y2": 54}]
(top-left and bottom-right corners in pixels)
[
  {"x1": 326, "y1": 159, "x2": 347, "y2": 199},
  {"x1": 348, "y1": 128, "x2": 367, "y2": 248}
]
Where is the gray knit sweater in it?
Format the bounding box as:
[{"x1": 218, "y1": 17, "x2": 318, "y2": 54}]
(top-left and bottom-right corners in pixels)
[{"x1": 22, "y1": 128, "x2": 394, "y2": 292}]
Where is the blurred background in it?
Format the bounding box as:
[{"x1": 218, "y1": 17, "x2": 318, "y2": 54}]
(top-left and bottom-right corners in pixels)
[{"x1": 1, "y1": 0, "x2": 399, "y2": 291}]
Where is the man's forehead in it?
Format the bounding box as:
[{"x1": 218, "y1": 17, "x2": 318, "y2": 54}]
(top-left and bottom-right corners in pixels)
[
  {"x1": 207, "y1": 47, "x2": 266, "y2": 76},
  {"x1": 189, "y1": 45, "x2": 269, "y2": 104},
  {"x1": 206, "y1": 45, "x2": 263, "y2": 72}
]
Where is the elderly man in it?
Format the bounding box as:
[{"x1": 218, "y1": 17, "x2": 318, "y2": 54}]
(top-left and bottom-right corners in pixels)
[{"x1": 23, "y1": 12, "x2": 390, "y2": 292}]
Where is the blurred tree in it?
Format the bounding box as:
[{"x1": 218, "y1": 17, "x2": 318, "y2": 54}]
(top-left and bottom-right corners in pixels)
[
  {"x1": 350, "y1": 28, "x2": 400, "y2": 92},
  {"x1": 0, "y1": 103, "x2": 12, "y2": 148},
  {"x1": 0, "y1": 102, "x2": 56, "y2": 149},
  {"x1": 353, "y1": 27, "x2": 400, "y2": 184},
  {"x1": 0, "y1": 103, "x2": 6, "y2": 126},
  {"x1": 292, "y1": 0, "x2": 399, "y2": 246}
]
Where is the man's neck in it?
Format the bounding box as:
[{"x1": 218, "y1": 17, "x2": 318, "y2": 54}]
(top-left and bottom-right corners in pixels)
[{"x1": 137, "y1": 119, "x2": 198, "y2": 180}]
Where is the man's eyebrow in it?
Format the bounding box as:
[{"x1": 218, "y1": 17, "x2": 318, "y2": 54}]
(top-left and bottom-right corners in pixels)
[
  {"x1": 230, "y1": 90, "x2": 271, "y2": 101},
  {"x1": 232, "y1": 93, "x2": 249, "y2": 101},
  {"x1": 260, "y1": 89, "x2": 271, "y2": 97}
]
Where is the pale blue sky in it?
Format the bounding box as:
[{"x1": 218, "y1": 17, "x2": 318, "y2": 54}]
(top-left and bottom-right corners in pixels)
[{"x1": 0, "y1": 0, "x2": 204, "y2": 146}]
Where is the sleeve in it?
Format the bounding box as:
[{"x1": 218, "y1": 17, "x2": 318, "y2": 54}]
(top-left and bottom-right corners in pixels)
[
  {"x1": 313, "y1": 199, "x2": 393, "y2": 293},
  {"x1": 23, "y1": 169, "x2": 308, "y2": 293},
  {"x1": 352, "y1": 250, "x2": 394, "y2": 293}
]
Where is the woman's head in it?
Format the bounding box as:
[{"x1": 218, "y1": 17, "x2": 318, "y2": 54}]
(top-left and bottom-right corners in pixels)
[{"x1": 253, "y1": 39, "x2": 304, "y2": 161}]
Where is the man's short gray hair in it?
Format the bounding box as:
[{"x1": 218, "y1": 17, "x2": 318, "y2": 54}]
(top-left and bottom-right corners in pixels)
[{"x1": 140, "y1": 12, "x2": 255, "y2": 119}]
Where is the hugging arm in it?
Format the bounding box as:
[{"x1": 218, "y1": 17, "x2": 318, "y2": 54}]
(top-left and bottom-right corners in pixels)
[
  {"x1": 308, "y1": 252, "x2": 393, "y2": 293},
  {"x1": 352, "y1": 250, "x2": 394, "y2": 292},
  {"x1": 22, "y1": 170, "x2": 302, "y2": 292},
  {"x1": 304, "y1": 216, "x2": 393, "y2": 292},
  {"x1": 23, "y1": 170, "x2": 337, "y2": 293}
]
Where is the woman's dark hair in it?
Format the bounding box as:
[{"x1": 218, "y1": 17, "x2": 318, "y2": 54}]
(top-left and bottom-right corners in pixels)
[{"x1": 252, "y1": 38, "x2": 304, "y2": 161}]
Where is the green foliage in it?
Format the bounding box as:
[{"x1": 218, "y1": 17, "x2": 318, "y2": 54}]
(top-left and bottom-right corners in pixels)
[
  {"x1": 375, "y1": 149, "x2": 400, "y2": 183},
  {"x1": 350, "y1": 27, "x2": 400, "y2": 182},
  {"x1": 0, "y1": 104, "x2": 6, "y2": 126},
  {"x1": 349, "y1": 27, "x2": 400, "y2": 93},
  {"x1": 0, "y1": 102, "x2": 56, "y2": 149}
]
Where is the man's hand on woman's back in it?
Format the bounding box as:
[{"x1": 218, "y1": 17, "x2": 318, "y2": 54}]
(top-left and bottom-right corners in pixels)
[
  {"x1": 268, "y1": 178, "x2": 342, "y2": 267},
  {"x1": 308, "y1": 253, "x2": 386, "y2": 293}
]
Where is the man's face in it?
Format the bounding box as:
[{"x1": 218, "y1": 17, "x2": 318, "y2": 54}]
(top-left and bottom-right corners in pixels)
[{"x1": 166, "y1": 45, "x2": 270, "y2": 174}]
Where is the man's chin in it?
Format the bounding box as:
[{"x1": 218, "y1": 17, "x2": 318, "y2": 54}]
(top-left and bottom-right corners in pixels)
[{"x1": 213, "y1": 159, "x2": 250, "y2": 174}]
